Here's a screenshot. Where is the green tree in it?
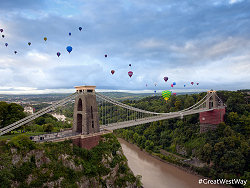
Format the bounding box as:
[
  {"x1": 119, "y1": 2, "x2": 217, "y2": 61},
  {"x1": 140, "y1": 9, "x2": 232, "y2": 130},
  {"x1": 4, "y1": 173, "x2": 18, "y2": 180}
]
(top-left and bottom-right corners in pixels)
[
  {"x1": 43, "y1": 123, "x2": 54, "y2": 132},
  {"x1": 0, "y1": 102, "x2": 26, "y2": 128}
]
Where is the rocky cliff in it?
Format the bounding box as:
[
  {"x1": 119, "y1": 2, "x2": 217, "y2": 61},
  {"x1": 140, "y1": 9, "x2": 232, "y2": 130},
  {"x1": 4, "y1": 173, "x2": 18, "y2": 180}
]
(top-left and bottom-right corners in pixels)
[{"x1": 0, "y1": 133, "x2": 141, "y2": 188}]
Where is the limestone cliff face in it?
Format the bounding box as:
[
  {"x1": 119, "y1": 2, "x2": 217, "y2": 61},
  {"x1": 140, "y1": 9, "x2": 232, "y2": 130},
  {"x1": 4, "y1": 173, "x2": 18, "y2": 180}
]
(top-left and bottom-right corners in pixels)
[{"x1": 0, "y1": 134, "x2": 141, "y2": 188}]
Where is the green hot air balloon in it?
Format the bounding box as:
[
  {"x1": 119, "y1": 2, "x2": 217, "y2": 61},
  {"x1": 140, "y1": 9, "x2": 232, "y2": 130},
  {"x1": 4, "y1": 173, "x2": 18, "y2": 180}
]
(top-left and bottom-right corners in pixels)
[{"x1": 162, "y1": 90, "x2": 172, "y2": 101}]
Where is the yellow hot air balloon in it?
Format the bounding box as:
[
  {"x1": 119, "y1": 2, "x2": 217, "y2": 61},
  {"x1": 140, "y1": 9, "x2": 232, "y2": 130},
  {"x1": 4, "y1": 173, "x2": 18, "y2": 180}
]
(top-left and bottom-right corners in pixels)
[
  {"x1": 162, "y1": 90, "x2": 171, "y2": 101},
  {"x1": 44, "y1": 37, "x2": 47, "y2": 41}
]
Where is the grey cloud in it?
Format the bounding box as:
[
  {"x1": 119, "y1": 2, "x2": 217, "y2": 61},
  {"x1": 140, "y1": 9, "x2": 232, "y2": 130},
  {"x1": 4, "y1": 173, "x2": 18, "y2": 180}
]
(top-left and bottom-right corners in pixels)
[{"x1": 0, "y1": 0, "x2": 250, "y2": 92}]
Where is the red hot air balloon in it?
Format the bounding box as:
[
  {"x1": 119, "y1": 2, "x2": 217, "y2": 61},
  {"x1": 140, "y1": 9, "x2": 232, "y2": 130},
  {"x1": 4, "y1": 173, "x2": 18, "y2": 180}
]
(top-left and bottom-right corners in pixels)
[
  {"x1": 191, "y1": 82, "x2": 194, "y2": 85},
  {"x1": 111, "y1": 70, "x2": 115, "y2": 74},
  {"x1": 0, "y1": 29, "x2": 3, "y2": 32},
  {"x1": 128, "y1": 71, "x2": 133, "y2": 78},
  {"x1": 163, "y1": 77, "x2": 168, "y2": 82},
  {"x1": 171, "y1": 84, "x2": 174, "y2": 87},
  {"x1": 196, "y1": 83, "x2": 199, "y2": 85},
  {"x1": 173, "y1": 93, "x2": 176, "y2": 95}
]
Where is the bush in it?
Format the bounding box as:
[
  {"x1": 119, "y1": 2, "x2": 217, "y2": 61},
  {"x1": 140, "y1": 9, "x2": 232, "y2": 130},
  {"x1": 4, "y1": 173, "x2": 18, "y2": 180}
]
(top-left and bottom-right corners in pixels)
[{"x1": 8, "y1": 135, "x2": 36, "y2": 151}]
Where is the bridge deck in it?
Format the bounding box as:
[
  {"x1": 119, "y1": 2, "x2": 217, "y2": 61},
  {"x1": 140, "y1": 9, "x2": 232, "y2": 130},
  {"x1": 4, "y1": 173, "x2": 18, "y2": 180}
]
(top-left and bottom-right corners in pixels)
[{"x1": 33, "y1": 129, "x2": 112, "y2": 143}]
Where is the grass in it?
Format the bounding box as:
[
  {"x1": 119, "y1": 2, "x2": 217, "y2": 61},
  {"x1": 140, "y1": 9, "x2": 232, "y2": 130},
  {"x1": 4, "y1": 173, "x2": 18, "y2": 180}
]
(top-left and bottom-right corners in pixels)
[{"x1": 0, "y1": 132, "x2": 45, "y2": 141}]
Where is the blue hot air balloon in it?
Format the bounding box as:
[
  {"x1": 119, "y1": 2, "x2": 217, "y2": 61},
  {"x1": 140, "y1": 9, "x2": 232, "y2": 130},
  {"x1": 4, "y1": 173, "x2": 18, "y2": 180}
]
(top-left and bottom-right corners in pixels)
[
  {"x1": 79, "y1": 27, "x2": 82, "y2": 31},
  {"x1": 66, "y1": 46, "x2": 72, "y2": 53},
  {"x1": 69, "y1": 32, "x2": 71, "y2": 36},
  {"x1": 184, "y1": 84, "x2": 186, "y2": 87},
  {"x1": 5, "y1": 43, "x2": 8, "y2": 47},
  {"x1": 173, "y1": 82, "x2": 176, "y2": 85}
]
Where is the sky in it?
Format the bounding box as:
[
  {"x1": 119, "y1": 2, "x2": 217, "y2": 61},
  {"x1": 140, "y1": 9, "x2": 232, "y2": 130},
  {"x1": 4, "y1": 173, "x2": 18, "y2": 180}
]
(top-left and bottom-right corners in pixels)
[{"x1": 0, "y1": 0, "x2": 250, "y2": 94}]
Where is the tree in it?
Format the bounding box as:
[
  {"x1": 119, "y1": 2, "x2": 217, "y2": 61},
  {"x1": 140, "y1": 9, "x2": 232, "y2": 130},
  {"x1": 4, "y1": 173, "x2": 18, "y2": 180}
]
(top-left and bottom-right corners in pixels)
[
  {"x1": 43, "y1": 123, "x2": 54, "y2": 132},
  {"x1": 133, "y1": 133, "x2": 139, "y2": 143},
  {"x1": 0, "y1": 102, "x2": 26, "y2": 128},
  {"x1": 200, "y1": 143, "x2": 213, "y2": 164}
]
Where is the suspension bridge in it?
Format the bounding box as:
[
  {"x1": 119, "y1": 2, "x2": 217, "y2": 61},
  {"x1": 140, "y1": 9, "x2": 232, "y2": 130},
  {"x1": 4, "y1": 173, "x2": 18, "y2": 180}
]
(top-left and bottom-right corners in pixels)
[{"x1": 0, "y1": 86, "x2": 226, "y2": 148}]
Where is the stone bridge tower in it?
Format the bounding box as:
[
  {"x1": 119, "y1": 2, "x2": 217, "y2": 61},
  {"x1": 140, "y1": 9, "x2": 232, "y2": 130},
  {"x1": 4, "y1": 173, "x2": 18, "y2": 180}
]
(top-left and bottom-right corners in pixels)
[
  {"x1": 199, "y1": 90, "x2": 226, "y2": 133},
  {"x1": 73, "y1": 86, "x2": 100, "y2": 134}
]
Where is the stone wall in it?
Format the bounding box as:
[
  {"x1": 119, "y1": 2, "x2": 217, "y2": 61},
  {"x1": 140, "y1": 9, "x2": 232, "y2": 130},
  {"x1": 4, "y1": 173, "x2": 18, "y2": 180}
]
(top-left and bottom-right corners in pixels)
[
  {"x1": 71, "y1": 135, "x2": 102, "y2": 150},
  {"x1": 199, "y1": 108, "x2": 226, "y2": 133},
  {"x1": 200, "y1": 124, "x2": 218, "y2": 133},
  {"x1": 199, "y1": 108, "x2": 225, "y2": 125}
]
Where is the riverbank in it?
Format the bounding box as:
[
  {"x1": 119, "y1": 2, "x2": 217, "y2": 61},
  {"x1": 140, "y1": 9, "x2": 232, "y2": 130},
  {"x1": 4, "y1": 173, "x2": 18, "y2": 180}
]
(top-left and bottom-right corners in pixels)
[{"x1": 118, "y1": 138, "x2": 225, "y2": 188}]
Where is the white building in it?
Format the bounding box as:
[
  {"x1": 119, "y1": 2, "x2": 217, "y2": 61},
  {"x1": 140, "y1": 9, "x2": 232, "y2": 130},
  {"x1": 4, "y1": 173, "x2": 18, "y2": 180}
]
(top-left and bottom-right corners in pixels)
[
  {"x1": 51, "y1": 113, "x2": 66, "y2": 122},
  {"x1": 24, "y1": 106, "x2": 34, "y2": 114}
]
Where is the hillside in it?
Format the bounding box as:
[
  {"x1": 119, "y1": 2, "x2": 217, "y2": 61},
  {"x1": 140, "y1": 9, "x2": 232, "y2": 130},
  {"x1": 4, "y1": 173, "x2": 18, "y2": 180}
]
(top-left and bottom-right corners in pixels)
[{"x1": 0, "y1": 134, "x2": 141, "y2": 188}]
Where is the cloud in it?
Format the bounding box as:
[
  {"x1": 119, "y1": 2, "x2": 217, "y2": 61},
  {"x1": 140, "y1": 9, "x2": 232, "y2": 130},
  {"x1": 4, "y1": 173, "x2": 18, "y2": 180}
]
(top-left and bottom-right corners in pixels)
[
  {"x1": 229, "y1": 0, "x2": 244, "y2": 4},
  {"x1": 0, "y1": 0, "x2": 250, "y2": 94}
]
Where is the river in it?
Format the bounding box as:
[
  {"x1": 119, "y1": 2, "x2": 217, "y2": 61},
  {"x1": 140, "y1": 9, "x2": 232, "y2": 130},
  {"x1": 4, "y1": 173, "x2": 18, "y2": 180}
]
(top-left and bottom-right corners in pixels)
[{"x1": 119, "y1": 138, "x2": 223, "y2": 188}]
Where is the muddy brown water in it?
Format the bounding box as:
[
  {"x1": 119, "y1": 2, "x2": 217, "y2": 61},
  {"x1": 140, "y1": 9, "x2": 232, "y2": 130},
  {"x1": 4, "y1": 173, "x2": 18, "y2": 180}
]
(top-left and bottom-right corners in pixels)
[{"x1": 118, "y1": 138, "x2": 224, "y2": 188}]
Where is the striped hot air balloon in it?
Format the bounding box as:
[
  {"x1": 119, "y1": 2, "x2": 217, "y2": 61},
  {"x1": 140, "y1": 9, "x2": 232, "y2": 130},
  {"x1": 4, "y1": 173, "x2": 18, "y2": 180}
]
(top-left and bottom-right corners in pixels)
[{"x1": 162, "y1": 90, "x2": 172, "y2": 101}]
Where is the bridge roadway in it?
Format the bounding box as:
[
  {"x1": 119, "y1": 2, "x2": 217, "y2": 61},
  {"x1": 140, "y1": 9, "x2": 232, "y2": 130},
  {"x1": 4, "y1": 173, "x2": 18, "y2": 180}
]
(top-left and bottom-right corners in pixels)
[
  {"x1": 32, "y1": 129, "x2": 112, "y2": 143},
  {"x1": 101, "y1": 108, "x2": 214, "y2": 130}
]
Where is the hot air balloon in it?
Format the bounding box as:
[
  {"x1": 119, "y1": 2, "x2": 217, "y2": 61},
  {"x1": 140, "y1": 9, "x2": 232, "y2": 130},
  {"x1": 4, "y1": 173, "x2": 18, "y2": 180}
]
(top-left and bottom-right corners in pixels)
[
  {"x1": 154, "y1": 83, "x2": 157, "y2": 86},
  {"x1": 79, "y1": 27, "x2": 82, "y2": 31},
  {"x1": 28, "y1": 42, "x2": 31, "y2": 46},
  {"x1": 154, "y1": 90, "x2": 156, "y2": 93},
  {"x1": 163, "y1": 77, "x2": 168, "y2": 82},
  {"x1": 0, "y1": 29, "x2": 3, "y2": 32},
  {"x1": 57, "y1": 52, "x2": 61, "y2": 57},
  {"x1": 105, "y1": 54, "x2": 107, "y2": 58},
  {"x1": 171, "y1": 84, "x2": 173, "y2": 87},
  {"x1": 66, "y1": 46, "x2": 72, "y2": 53},
  {"x1": 173, "y1": 82, "x2": 176, "y2": 85},
  {"x1": 162, "y1": 90, "x2": 171, "y2": 101},
  {"x1": 14, "y1": 51, "x2": 17, "y2": 54},
  {"x1": 184, "y1": 85, "x2": 186, "y2": 87},
  {"x1": 44, "y1": 37, "x2": 47, "y2": 41},
  {"x1": 111, "y1": 70, "x2": 115, "y2": 75},
  {"x1": 196, "y1": 83, "x2": 199, "y2": 85},
  {"x1": 69, "y1": 32, "x2": 71, "y2": 36},
  {"x1": 191, "y1": 82, "x2": 194, "y2": 85},
  {"x1": 129, "y1": 64, "x2": 131, "y2": 67},
  {"x1": 173, "y1": 93, "x2": 176, "y2": 95},
  {"x1": 128, "y1": 71, "x2": 133, "y2": 78},
  {"x1": 5, "y1": 43, "x2": 8, "y2": 47},
  {"x1": 2, "y1": 35, "x2": 4, "y2": 38},
  {"x1": 146, "y1": 84, "x2": 148, "y2": 87}
]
